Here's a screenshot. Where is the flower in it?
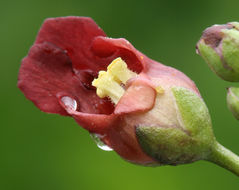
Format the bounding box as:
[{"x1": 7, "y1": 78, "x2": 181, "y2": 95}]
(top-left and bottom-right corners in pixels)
[
  {"x1": 196, "y1": 22, "x2": 239, "y2": 82},
  {"x1": 18, "y1": 16, "x2": 215, "y2": 166}
]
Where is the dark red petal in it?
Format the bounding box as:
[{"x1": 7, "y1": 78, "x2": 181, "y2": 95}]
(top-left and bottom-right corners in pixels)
[
  {"x1": 18, "y1": 42, "x2": 114, "y2": 116},
  {"x1": 91, "y1": 36, "x2": 144, "y2": 73},
  {"x1": 60, "y1": 100, "x2": 118, "y2": 133},
  {"x1": 35, "y1": 16, "x2": 107, "y2": 71}
]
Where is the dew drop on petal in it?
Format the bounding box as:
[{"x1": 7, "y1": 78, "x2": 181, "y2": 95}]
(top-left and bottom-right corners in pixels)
[
  {"x1": 61, "y1": 96, "x2": 77, "y2": 111},
  {"x1": 90, "y1": 133, "x2": 113, "y2": 151}
]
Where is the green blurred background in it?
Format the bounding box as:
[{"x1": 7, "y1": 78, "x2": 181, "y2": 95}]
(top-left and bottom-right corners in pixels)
[{"x1": 1, "y1": 0, "x2": 239, "y2": 189}]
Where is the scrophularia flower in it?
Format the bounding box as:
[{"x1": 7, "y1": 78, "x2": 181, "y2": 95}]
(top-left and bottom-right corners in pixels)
[{"x1": 19, "y1": 17, "x2": 231, "y2": 169}]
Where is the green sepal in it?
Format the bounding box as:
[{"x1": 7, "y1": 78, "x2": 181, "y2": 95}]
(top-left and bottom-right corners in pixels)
[
  {"x1": 221, "y1": 29, "x2": 239, "y2": 78},
  {"x1": 136, "y1": 126, "x2": 198, "y2": 165},
  {"x1": 227, "y1": 87, "x2": 239, "y2": 120},
  {"x1": 172, "y1": 87, "x2": 214, "y2": 143},
  {"x1": 136, "y1": 87, "x2": 215, "y2": 165},
  {"x1": 198, "y1": 41, "x2": 239, "y2": 81}
]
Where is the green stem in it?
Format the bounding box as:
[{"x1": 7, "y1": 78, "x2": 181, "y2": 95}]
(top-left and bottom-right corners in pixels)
[{"x1": 207, "y1": 142, "x2": 239, "y2": 176}]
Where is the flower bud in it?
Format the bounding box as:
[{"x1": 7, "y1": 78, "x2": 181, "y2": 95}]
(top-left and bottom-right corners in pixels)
[
  {"x1": 196, "y1": 22, "x2": 239, "y2": 82},
  {"x1": 227, "y1": 87, "x2": 239, "y2": 120}
]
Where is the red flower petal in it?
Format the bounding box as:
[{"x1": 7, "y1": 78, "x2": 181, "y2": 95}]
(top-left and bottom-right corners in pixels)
[
  {"x1": 35, "y1": 16, "x2": 107, "y2": 71},
  {"x1": 18, "y1": 42, "x2": 114, "y2": 115},
  {"x1": 91, "y1": 36, "x2": 144, "y2": 73},
  {"x1": 115, "y1": 77, "x2": 156, "y2": 115},
  {"x1": 107, "y1": 122, "x2": 156, "y2": 164}
]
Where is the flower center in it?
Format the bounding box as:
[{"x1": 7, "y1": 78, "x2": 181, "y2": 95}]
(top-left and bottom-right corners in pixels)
[{"x1": 92, "y1": 57, "x2": 137, "y2": 104}]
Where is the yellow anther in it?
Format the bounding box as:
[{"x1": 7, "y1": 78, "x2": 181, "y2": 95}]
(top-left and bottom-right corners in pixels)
[
  {"x1": 155, "y1": 86, "x2": 164, "y2": 94},
  {"x1": 107, "y1": 57, "x2": 137, "y2": 84},
  {"x1": 92, "y1": 57, "x2": 137, "y2": 104}
]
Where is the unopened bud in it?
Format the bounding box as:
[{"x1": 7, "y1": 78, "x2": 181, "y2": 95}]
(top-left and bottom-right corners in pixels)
[{"x1": 196, "y1": 22, "x2": 239, "y2": 82}]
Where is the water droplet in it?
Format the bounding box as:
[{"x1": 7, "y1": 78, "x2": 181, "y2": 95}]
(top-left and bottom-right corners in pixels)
[
  {"x1": 90, "y1": 133, "x2": 113, "y2": 151},
  {"x1": 61, "y1": 96, "x2": 77, "y2": 111}
]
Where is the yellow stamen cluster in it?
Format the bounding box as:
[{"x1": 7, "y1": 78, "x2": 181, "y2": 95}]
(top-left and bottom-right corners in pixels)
[
  {"x1": 92, "y1": 57, "x2": 137, "y2": 104},
  {"x1": 92, "y1": 57, "x2": 165, "y2": 104}
]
